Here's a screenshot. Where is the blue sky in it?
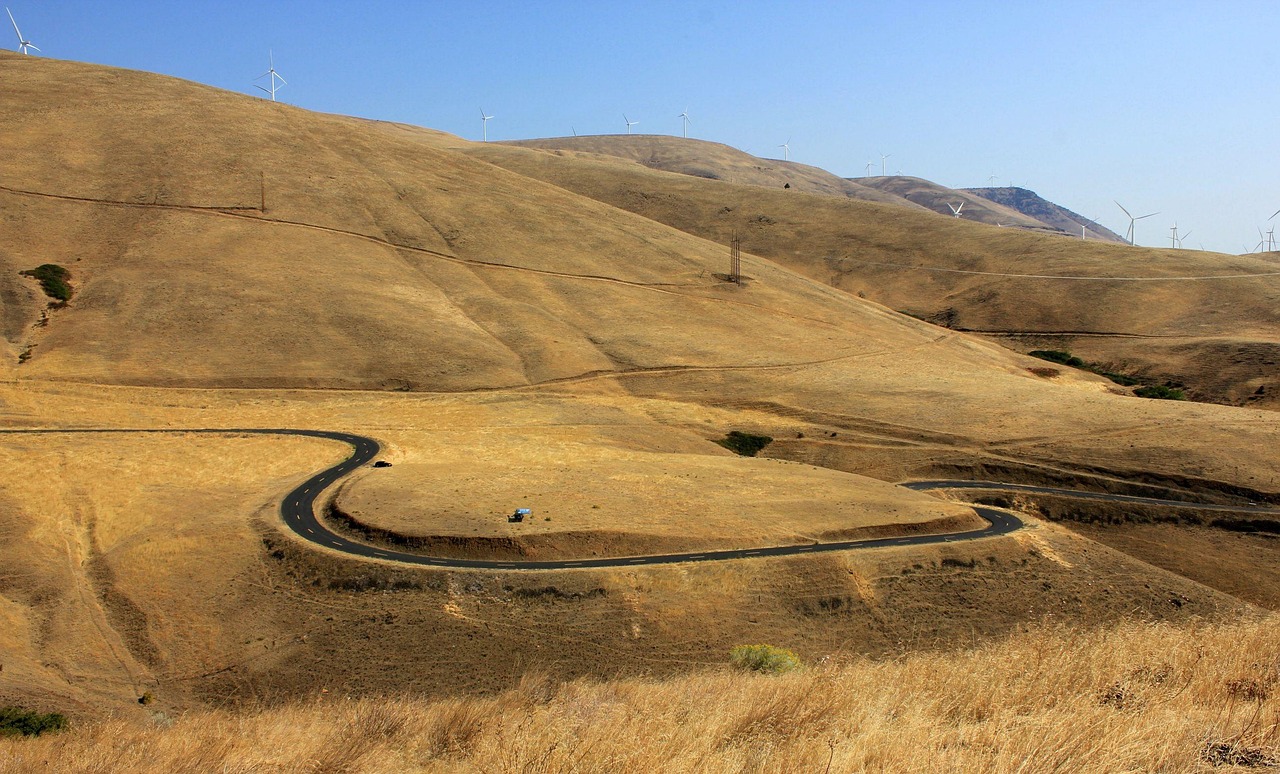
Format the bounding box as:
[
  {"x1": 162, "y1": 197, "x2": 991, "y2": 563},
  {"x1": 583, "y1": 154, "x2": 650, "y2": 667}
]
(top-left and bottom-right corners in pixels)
[{"x1": 8, "y1": 1, "x2": 1279, "y2": 252}]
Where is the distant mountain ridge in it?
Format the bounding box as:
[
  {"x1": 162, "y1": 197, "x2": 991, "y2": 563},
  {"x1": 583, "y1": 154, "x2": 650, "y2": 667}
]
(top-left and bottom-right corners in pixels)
[{"x1": 964, "y1": 186, "x2": 1127, "y2": 243}]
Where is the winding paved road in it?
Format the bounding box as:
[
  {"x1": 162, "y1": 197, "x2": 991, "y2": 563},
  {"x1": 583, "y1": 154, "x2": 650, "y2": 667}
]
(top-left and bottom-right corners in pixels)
[{"x1": 2, "y1": 428, "x2": 1273, "y2": 571}]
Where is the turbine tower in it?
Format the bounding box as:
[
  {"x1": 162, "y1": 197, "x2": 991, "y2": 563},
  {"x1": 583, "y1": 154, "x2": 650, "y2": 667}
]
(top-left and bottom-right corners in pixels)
[
  {"x1": 880, "y1": 152, "x2": 891, "y2": 176},
  {"x1": 778, "y1": 138, "x2": 790, "y2": 161},
  {"x1": 1115, "y1": 201, "x2": 1159, "y2": 246},
  {"x1": 947, "y1": 202, "x2": 964, "y2": 218},
  {"x1": 624, "y1": 114, "x2": 638, "y2": 134},
  {"x1": 480, "y1": 109, "x2": 494, "y2": 142},
  {"x1": 1079, "y1": 216, "x2": 1100, "y2": 240},
  {"x1": 7, "y1": 7, "x2": 37, "y2": 54},
  {"x1": 254, "y1": 51, "x2": 286, "y2": 101},
  {"x1": 678, "y1": 108, "x2": 690, "y2": 138}
]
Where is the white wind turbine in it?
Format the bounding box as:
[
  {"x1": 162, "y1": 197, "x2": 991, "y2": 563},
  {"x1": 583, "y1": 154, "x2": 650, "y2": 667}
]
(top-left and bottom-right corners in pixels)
[
  {"x1": 865, "y1": 161, "x2": 875, "y2": 177},
  {"x1": 254, "y1": 51, "x2": 286, "y2": 101},
  {"x1": 1079, "y1": 216, "x2": 1100, "y2": 240},
  {"x1": 678, "y1": 108, "x2": 690, "y2": 138},
  {"x1": 480, "y1": 108, "x2": 494, "y2": 141},
  {"x1": 778, "y1": 138, "x2": 791, "y2": 161},
  {"x1": 988, "y1": 173, "x2": 999, "y2": 187},
  {"x1": 947, "y1": 202, "x2": 964, "y2": 218},
  {"x1": 879, "y1": 152, "x2": 891, "y2": 176},
  {"x1": 1177, "y1": 230, "x2": 1192, "y2": 249},
  {"x1": 7, "y1": 7, "x2": 37, "y2": 54},
  {"x1": 624, "y1": 114, "x2": 639, "y2": 134},
  {"x1": 1115, "y1": 201, "x2": 1159, "y2": 246}
]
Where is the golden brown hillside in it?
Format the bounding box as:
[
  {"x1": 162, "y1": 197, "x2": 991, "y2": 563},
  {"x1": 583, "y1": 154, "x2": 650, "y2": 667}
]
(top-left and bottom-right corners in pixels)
[
  {"x1": 1, "y1": 53, "x2": 1280, "y2": 736},
  {"x1": 467, "y1": 139, "x2": 1280, "y2": 407}
]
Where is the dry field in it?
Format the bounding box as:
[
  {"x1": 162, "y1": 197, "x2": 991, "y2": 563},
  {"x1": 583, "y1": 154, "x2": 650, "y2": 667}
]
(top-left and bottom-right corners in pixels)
[
  {"x1": 473, "y1": 138, "x2": 1280, "y2": 408},
  {"x1": 2, "y1": 615, "x2": 1277, "y2": 772},
  {"x1": 1, "y1": 52, "x2": 1279, "y2": 771}
]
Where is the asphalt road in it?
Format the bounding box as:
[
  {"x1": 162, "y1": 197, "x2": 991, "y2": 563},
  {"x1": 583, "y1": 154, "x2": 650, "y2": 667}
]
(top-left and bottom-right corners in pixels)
[{"x1": 3, "y1": 428, "x2": 1273, "y2": 571}]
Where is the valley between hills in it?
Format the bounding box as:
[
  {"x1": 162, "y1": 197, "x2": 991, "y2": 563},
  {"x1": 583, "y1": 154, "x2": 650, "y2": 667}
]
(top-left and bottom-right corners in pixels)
[{"x1": 1, "y1": 52, "x2": 1279, "y2": 771}]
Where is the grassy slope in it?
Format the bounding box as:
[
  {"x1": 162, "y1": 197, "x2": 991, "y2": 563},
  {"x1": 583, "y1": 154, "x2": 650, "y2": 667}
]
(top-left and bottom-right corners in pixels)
[
  {"x1": 468, "y1": 139, "x2": 1280, "y2": 407},
  {"x1": 3, "y1": 615, "x2": 1277, "y2": 772},
  {"x1": 1, "y1": 55, "x2": 1280, "y2": 726}
]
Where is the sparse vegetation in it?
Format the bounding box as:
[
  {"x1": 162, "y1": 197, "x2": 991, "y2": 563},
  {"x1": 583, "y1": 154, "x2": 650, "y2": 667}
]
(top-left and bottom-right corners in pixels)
[
  {"x1": 1135, "y1": 384, "x2": 1186, "y2": 401},
  {"x1": 1030, "y1": 349, "x2": 1170, "y2": 392},
  {"x1": 716, "y1": 430, "x2": 773, "y2": 457},
  {"x1": 19, "y1": 264, "x2": 73, "y2": 303},
  {"x1": 1029, "y1": 349, "x2": 1084, "y2": 368},
  {"x1": 0, "y1": 707, "x2": 68, "y2": 738},
  {"x1": 729, "y1": 644, "x2": 803, "y2": 674}
]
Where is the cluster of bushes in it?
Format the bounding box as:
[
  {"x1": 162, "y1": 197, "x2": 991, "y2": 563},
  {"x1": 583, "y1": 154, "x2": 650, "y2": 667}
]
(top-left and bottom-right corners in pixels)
[
  {"x1": 0, "y1": 706, "x2": 68, "y2": 737},
  {"x1": 716, "y1": 431, "x2": 773, "y2": 457},
  {"x1": 19, "y1": 264, "x2": 73, "y2": 303},
  {"x1": 1028, "y1": 350, "x2": 1181, "y2": 399},
  {"x1": 729, "y1": 644, "x2": 802, "y2": 674}
]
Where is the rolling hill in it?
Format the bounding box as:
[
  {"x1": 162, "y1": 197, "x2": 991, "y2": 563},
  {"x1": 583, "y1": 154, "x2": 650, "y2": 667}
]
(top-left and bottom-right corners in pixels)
[
  {"x1": 469, "y1": 137, "x2": 1280, "y2": 407},
  {"x1": 1, "y1": 50, "x2": 1279, "y2": 740}
]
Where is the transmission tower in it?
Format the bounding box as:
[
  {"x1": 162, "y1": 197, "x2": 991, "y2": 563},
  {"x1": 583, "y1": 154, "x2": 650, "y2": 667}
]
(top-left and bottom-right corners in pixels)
[{"x1": 729, "y1": 234, "x2": 741, "y2": 282}]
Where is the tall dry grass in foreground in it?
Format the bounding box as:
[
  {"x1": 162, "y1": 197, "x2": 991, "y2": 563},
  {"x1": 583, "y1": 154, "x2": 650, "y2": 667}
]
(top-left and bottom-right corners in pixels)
[{"x1": 3, "y1": 616, "x2": 1278, "y2": 773}]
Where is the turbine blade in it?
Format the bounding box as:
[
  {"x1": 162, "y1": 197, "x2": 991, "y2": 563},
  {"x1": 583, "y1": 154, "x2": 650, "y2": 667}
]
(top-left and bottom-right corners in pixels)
[
  {"x1": 257, "y1": 70, "x2": 271, "y2": 79},
  {"x1": 255, "y1": 85, "x2": 270, "y2": 94},
  {"x1": 1114, "y1": 200, "x2": 1132, "y2": 218},
  {"x1": 1270, "y1": 208, "x2": 1280, "y2": 220},
  {"x1": 1136, "y1": 212, "x2": 1159, "y2": 220},
  {"x1": 7, "y1": 8, "x2": 21, "y2": 39},
  {"x1": 25, "y1": 42, "x2": 36, "y2": 51},
  {"x1": 276, "y1": 74, "x2": 287, "y2": 85}
]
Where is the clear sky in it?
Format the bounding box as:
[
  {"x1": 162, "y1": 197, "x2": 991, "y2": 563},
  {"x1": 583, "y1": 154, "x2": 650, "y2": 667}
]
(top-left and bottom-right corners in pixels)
[{"x1": 8, "y1": 1, "x2": 1279, "y2": 253}]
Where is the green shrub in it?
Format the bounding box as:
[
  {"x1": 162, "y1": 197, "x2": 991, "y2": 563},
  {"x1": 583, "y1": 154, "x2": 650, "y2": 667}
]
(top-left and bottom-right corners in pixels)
[
  {"x1": 1134, "y1": 384, "x2": 1185, "y2": 400},
  {"x1": 716, "y1": 431, "x2": 773, "y2": 457},
  {"x1": 19, "y1": 264, "x2": 72, "y2": 303},
  {"x1": 729, "y1": 644, "x2": 802, "y2": 674},
  {"x1": 0, "y1": 707, "x2": 69, "y2": 737},
  {"x1": 1028, "y1": 350, "x2": 1084, "y2": 368}
]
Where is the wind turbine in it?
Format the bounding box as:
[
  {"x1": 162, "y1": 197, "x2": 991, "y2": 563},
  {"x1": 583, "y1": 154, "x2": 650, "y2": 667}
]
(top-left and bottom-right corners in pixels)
[
  {"x1": 480, "y1": 108, "x2": 493, "y2": 142},
  {"x1": 1177, "y1": 230, "x2": 1192, "y2": 249},
  {"x1": 988, "y1": 173, "x2": 999, "y2": 187},
  {"x1": 778, "y1": 138, "x2": 790, "y2": 161},
  {"x1": 865, "y1": 161, "x2": 875, "y2": 177},
  {"x1": 879, "y1": 152, "x2": 891, "y2": 176},
  {"x1": 947, "y1": 202, "x2": 964, "y2": 218},
  {"x1": 1115, "y1": 201, "x2": 1159, "y2": 246},
  {"x1": 7, "y1": 7, "x2": 37, "y2": 54},
  {"x1": 624, "y1": 114, "x2": 638, "y2": 134},
  {"x1": 678, "y1": 108, "x2": 690, "y2": 138},
  {"x1": 1079, "y1": 216, "x2": 1100, "y2": 240},
  {"x1": 254, "y1": 51, "x2": 286, "y2": 101}
]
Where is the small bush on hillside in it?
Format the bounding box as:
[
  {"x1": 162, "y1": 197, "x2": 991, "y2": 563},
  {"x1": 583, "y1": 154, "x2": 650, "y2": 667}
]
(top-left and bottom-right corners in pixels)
[
  {"x1": 1134, "y1": 384, "x2": 1185, "y2": 401},
  {"x1": 0, "y1": 707, "x2": 68, "y2": 737},
  {"x1": 717, "y1": 431, "x2": 773, "y2": 457},
  {"x1": 729, "y1": 644, "x2": 802, "y2": 674},
  {"x1": 18, "y1": 264, "x2": 73, "y2": 303},
  {"x1": 1029, "y1": 350, "x2": 1085, "y2": 368}
]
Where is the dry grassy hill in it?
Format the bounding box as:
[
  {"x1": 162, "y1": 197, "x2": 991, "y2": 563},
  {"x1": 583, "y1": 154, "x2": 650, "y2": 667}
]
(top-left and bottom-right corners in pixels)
[
  {"x1": 2, "y1": 52, "x2": 1280, "y2": 740},
  {"x1": 858, "y1": 175, "x2": 1050, "y2": 231},
  {"x1": 964, "y1": 185, "x2": 1128, "y2": 242},
  {"x1": 501, "y1": 134, "x2": 922, "y2": 206},
  {"x1": 468, "y1": 139, "x2": 1280, "y2": 407}
]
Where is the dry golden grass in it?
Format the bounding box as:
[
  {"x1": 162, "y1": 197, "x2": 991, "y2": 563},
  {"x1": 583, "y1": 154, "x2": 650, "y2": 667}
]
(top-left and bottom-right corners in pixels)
[
  {"x1": 3, "y1": 615, "x2": 1277, "y2": 773},
  {"x1": 469, "y1": 138, "x2": 1280, "y2": 407}
]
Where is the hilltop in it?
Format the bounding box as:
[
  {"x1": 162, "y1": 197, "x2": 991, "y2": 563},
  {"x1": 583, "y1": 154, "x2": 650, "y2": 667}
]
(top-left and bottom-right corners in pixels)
[
  {"x1": 0, "y1": 51, "x2": 1278, "y2": 741},
  {"x1": 964, "y1": 186, "x2": 1128, "y2": 242}
]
